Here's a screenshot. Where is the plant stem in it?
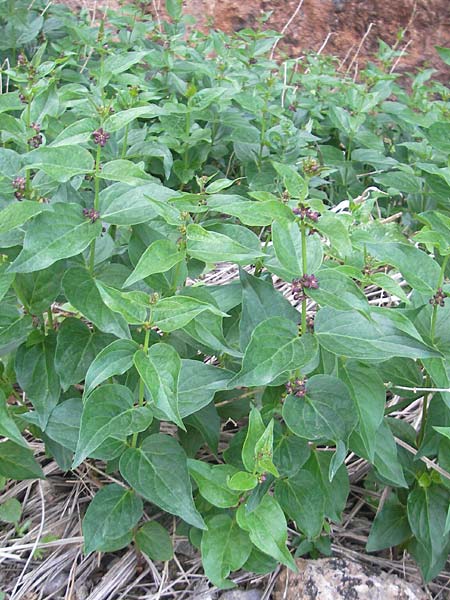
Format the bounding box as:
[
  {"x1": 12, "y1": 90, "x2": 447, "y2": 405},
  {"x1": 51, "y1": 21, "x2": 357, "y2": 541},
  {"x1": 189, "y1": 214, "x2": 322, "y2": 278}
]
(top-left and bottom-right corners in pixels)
[
  {"x1": 430, "y1": 254, "x2": 449, "y2": 343},
  {"x1": 417, "y1": 376, "x2": 431, "y2": 447},
  {"x1": 121, "y1": 124, "x2": 129, "y2": 158},
  {"x1": 88, "y1": 144, "x2": 102, "y2": 275},
  {"x1": 301, "y1": 222, "x2": 307, "y2": 334},
  {"x1": 25, "y1": 101, "x2": 31, "y2": 197},
  {"x1": 131, "y1": 326, "x2": 151, "y2": 448},
  {"x1": 47, "y1": 308, "x2": 53, "y2": 331}
]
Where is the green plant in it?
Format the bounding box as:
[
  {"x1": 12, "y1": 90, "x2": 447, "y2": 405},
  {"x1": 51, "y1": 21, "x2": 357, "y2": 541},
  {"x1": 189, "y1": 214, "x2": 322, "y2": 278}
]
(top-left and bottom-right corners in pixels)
[{"x1": 1, "y1": 0, "x2": 450, "y2": 588}]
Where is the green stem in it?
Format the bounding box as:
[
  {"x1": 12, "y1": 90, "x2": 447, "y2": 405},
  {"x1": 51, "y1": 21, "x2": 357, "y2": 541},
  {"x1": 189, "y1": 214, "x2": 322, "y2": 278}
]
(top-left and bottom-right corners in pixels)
[
  {"x1": 431, "y1": 254, "x2": 449, "y2": 343},
  {"x1": 89, "y1": 144, "x2": 102, "y2": 275},
  {"x1": 301, "y1": 222, "x2": 308, "y2": 335},
  {"x1": 131, "y1": 327, "x2": 151, "y2": 448},
  {"x1": 121, "y1": 124, "x2": 129, "y2": 159},
  {"x1": 47, "y1": 308, "x2": 54, "y2": 331},
  {"x1": 25, "y1": 101, "x2": 31, "y2": 197},
  {"x1": 417, "y1": 375, "x2": 431, "y2": 447}
]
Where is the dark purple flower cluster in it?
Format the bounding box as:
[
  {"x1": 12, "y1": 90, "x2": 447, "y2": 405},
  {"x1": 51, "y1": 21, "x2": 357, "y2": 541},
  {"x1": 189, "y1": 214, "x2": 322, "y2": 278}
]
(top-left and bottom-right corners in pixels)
[
  {"x1": 28, "y1": 125, "x2": 43, "y2": 148},
  {"x1": 285, "y1": 377, "x2": 307, "y2": 398},
  {"x1": 83, "y1": 208, "x2": 100, "y2": 222},
  {"x1": 303, "y1": 157, "x2": 320, "y2": 176},
  {"x1": 19, "y1": 93, "x2": 28, "y2": 104},
  {"x1": 12, "y1": 176, "x2": 26, "y2": 200},
  {"x1": 292, "y1": 204, "x2": 320, "y2": 222},
  {"x1": 92, "y1": 128, "x2": 110, "y2": 147},
  {"x1": 17, "y1": 54, "x2": 27, "y2": 67},
  {"x1": 430, "y1": 287, "x2": 446, "y2": 307},
  {"x1": 291, "y1": 274, "x2": 319, "y2": 300}
]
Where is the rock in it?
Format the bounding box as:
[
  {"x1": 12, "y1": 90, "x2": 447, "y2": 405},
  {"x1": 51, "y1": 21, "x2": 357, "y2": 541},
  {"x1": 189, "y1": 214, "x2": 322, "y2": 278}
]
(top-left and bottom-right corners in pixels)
[
  {"x1": 219, "y1": 590, "x2": 263, "y2": 600},
  {"x1": 41, "y1": 571, "x2": 70, "y2": 595},
  {"x1": 273, "y1": 558, "x2": 427, "y2": 600}
]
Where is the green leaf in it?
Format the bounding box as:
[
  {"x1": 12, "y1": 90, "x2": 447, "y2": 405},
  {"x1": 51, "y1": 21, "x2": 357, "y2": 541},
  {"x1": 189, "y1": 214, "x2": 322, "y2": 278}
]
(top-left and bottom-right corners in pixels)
[
  {"x1": 135, "y1": 521, "x2": 174, "y2": 561},
  {"x1": 201, "y1": 514, "x2": 252, "y2": 589},
  {"x1": 0, "y1": 441, "x2": 44, "y2": 480},
  {"x1": 308, "y1": 268, "x2": 369, "y2": 314},
  {"x1": 55, "y1": 318, "x2": 112, "y2": 391},
  {"x1": 104, "y1": 105, "x2": 162, "y2": 133},
  {"x1": 8, "y1": 203, "x2": 101, "y2": 273},
  {"x1": 236, "y1": 494, "x2": 297, "y2": 571},
  {"x1": 166, "y1": 0, "x2": 182, "y2": 19},
  {"x1": 37, "y1": 398, "x2": 82, "y2": 452},
  {"x1": 231, "y1": 317, "x2": 318, "y2": 387},
  {"x1": 187, "y1": 460, "x2": 240, "y2": 507},
  {"x1": 340, "y1": 362, "x2": 385, "y2": 461},
  {"x1": 436, "y1": 46, "x2": 450, "y2": 65},
  {"x1": 96, "y1": 283, "x2": 149, "y2": 324},
  {"x1": 239, "y1": 268, "x2": 299, "y2": 351},
  {"x1": 424, "y1": 122, "x2": 450, "y2": 154},
  {"x1": 0, "y1": 201, "x2": 48, "y2": 235},
  {"x1": 271, "y1": 220, "x2": 323, "y2": 278},
  {"x1": 207, "y1": 196, "x2": 293, "y2": 226},
  {"x1": 366, "y1": 494, "x2": 411, "y2": 552},
  {"x1": 272, "y1": 162, "x2": 308, "y2": 200},
  {"x1": 152, "y1": 296, "x2": 227, "y2": 332},
  {"x1": 0, "y1": 389, "x2": 27, "y2": 448},
  {"x1": 370, "y1": 420, "x2": 407, "y2": 488},
  {"x1": 0, "y1": 264, "x2": 14, "y2": 303},
  {"x1": 0, "y1": 313, "x2": 33, "y2": 356},
  {"x1": 315, "y1": 307, "x2": 439, "y2": 360},
  {"x1": 407, "y1": 484, "x2": 450, "y2": 581},
  {"x1": 373, "y1": 171, "x2": 422, "y2": 194},
  {"x1": 242, "y1": 408, "x2": 266, "y2": 472},
  {"x1": 134, "y1": 345, "x2": 184, "y2": 429},
  {"x1": 283, "y1": 374, "x2": 357, "y2": 442},
  {"x1": 178, "y1": 360, "x2": 234, "y2": 418},
  {"x1": 14, "y1": 261, "x2": 65, "y2": 314},
  {"x1": 119, "y1": 433, "x2": 206, "y2": 529},
  {"x1": 98, "y1": 159, "x2": 153, "y2": 186},
  {"x1": 227, "y1": 471, "x2": 258, "y2": 491},
  {"x1": 84, "y1": 339, "x2": 139, "y2": 397},
  {"x1": 182, "y1": 310, "x2": 241, "y2": 358},
  {"x1": 186, "y1": 224, "x2": 264, "y2": 265},
  {"x1": 99, "y1": 182, "x2": 175, "y2": 225},
  {"x1": 24, "y1": 146, "x2": 94, "y2": 182},
  {"x1": 253, "y1": 419, "x2": 279, "y2": 477},
  {"x1": 124, "y1": 239, "x2": 185, "y2": 287},
  {"x1": 0, "y1": 498, "x2": 22, "y2": 524},
  {"x1": 63, "y1": 268, "x2": 130, "y2": 339},
  {"x1": 72, "y1": 384, "x2": 153, "y2": 467},
  {"x1": 83, "y1": 484, "x2": 143, "y2": 554},
  {"x1": 275, "y1": 469, "x2": 324, "y2": 539},
  {"x1": 15, "y1": 332, "x2": 60, "y2": 429}
]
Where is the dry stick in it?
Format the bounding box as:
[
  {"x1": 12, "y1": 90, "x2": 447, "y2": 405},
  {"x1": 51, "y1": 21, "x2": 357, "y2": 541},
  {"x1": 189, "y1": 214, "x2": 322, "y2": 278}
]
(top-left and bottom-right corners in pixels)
[
  {"x1": 10, "y1": 481, "x2": 46, "y2": 600},
  {"x1": 317, "y1": 31, "x2": 336, "y2": 55},
  {"x1": 338, "y1": 43, "x2": 355, "y2": 72},
  {"x1": 390, "y1": 384, "x2": 450, "y2": 393},
  {"x1": 390, "y1": 39, "x2": 413, "y2": 73},
  {"x1": 346, "y1": 22, "x2": 374, "y2": 74},
  {"x1": 395, "y1": 437, "x2": 450, "y2": 483},
  {"x1": 270, "y1": 0, "x2": 305, "y2": 60}
]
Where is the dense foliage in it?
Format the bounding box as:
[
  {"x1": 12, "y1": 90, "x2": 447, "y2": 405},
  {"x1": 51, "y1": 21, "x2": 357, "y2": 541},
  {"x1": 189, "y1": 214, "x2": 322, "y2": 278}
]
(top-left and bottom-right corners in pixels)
[{"x1": 2, "y1": 0, "x2": 450, "y2": 587}]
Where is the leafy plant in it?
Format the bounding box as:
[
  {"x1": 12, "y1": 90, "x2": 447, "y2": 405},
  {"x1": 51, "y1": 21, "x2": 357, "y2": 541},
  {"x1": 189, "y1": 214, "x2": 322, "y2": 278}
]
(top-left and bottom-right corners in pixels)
[{"x1": 1, "y1": 0, "x2": 450, "y2": 588}]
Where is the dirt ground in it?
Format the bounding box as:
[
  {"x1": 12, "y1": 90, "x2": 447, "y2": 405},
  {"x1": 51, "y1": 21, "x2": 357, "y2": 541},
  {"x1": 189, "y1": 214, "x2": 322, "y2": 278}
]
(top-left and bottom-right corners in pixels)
[{"x1": 65, "y1": 0, "x2": 450, "y2": 74}]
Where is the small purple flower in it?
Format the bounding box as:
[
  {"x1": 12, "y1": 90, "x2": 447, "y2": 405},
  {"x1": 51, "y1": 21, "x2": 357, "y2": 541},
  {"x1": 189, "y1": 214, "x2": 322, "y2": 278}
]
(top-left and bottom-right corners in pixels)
[
  {"x1": 12, "y1": 176, "x2": 26, "y2": 191},
  {"x1": 28, "y1": 133, "x2": 43, "y2": 148},
  {"x1": 83, "y1": 208, "x2": 100, "y2": 222},
  {"x1": 17, "y1": 54, "x2": 27, "y2": 67},
  {"x1": 430, "y1": 287, "x2": 446, "y2": 308},
  {"x1": 19, "y1": 93, "x2": 28, "y2": 104},
  {"x1": 92, "y1": 127, "x2": 110, "y2": 147},
  {"x1": 31, "y1": 122, "x2": 41, "y2": 133},
  {"x1": 285, "y1": 377, "x2": 307, "y2": 398},
  {"x1": 291, "y1": 274, "x2": 319, "y2": 300}
]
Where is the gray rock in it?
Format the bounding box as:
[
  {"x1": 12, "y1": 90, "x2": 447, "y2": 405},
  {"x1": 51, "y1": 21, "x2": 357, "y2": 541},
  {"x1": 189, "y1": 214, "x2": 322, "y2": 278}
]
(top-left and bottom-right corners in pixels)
[
  {"x1": 219, "y1": 591, "x2": 262, "y2": 600},
  {"x1": 274, "y1": 558, "x2": 427, "y2": 600}
]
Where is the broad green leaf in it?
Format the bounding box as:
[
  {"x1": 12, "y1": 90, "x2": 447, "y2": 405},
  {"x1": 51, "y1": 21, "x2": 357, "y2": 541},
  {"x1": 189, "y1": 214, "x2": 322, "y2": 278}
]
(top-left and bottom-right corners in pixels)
[
  {"x1": 239, "y1": 268, "x2": 299, "y2": 351},
  {"x1": 187, "y1": 460, "x2": 240, "y2": 508},
  {"x1": 275, "y1": 469, "x2": 324, "y2": 539},
  {"x1": 186, "y1": 224, "x2": 264, "y2": 265},
  {"x1": 366, "y1": 494, "x2": 411, "y2": 552},
  {"x1": 178, "y1": 360, "x2": 234, "y2": 418},
  {"x1": 272, "y1": 162, "x2": 308, "y2": 200},
  {"x1": 201, "y1": 514, "x2": 252, "y2": 589},
  {"x1": 283, "y1": 374, "x2": 357, "y2": 442},
  {"x1": 182, "y1": 310, "x2": 241, "y2": 358},
  {"x1": 425, "y1": 122, "x2": 450, "y2": 154},
  {"x1": 134, "y1": 345, "x2": 184, "y2": 429},
  {"x1": 373, "y1": 171, "x2": 422, "y2": 194},
  {"x1": 231, "y1": 317, "x2": 319, "y2": 387},
  {"x1": 84, "y1": 339, "x2": 139, "y2": 397},
  {"x1": 123, "y1": 239, "x2": 185, "y2": 287},
  {"x1": 152, "y1": 296, "x2": 227, "y2": 332},
  {"x1": 14, "y1": 261, "x2": 65, "y2": 314},
  {"x1": 185, "y1": 403, "x2": 220, "y2": 453},
  {"x1": 315, "y1": 212, "x2": 352, "y2": 258},
  {"x1": 119, "y1": 433, "x2": 206, "y2": 529},
  {"x1": 83, "y1": 484, "x2": 143, "y2": 553},
  {"x1": 135, "y1": 521, "x2": 174, "y2": 561},
  {"x1": 0, "y1": 313, "x2": 33, "y2": 356},
  {"x1": 369, "y1": 420, "x2": 407, "y2": 488},
  {"x1": 315, "y1": 307, "x2": 439, "y2": 360},
  {"x1": 72, "y1": 384, "x2": 153, "y2": 467},
  {"x1": 242, "y1": 408, "x2": 265, "y2": 473},
  {"x1": 166, "y1": 0, "x2": 182, "y2": 19},
  {"x1": 0, "y1": 201, "x2": 48, "y2": 234},
  {"x1": 341, "y1": 362, "x2": 385, "y2": 461},
  {"x1": 98, "y1": 160, "x2": 153, "y2": 186},
  {"x1": 407, "y1": 484, "x2": 450, "y2": 581},
  {"x1": 369, "y1": 272, "x2": 410, "y2": 304},
  {"x1": 8, "y1": 203, "x2": 101, "y2": 273},
  {"x1": 0, "y1": 389, "x2": 27, "y2": 448},
  {"x1": 99, "y1": 182, "x2": 176, "y2": 225},
  {"x1": 236, "y1": 494, "x2": 297, "y2": 571},
  {"x1": 15, "y1": 332, "x2": 60, "y2": 429},
  {"x1": 227, "y1": 471, "x2": 258, "y2": 491},
  {"x1": 271, "y1": 220, "x2": 323, "y2": 278},
  {"x1": 96, "y1": 282, "x2": 149, "y2": 324},
  {"x1": 0, "y1": 264, "x2": 14, "y2": 303},
  {"x1": 63, "y1": 268, "x2": 130, "y2": 339},
  {"x1": 55, "y1": 318, "x2": 112, "y2": 391},
  {"x1": 308, "y1": 268, "x2": 369, "y2": 314},
  {"x1": 39, "y1": 398, "x2": 82, "y2": 452},
  {"x1": 0, "y1": 498, "x2": 22, "y2": 524},
  {"x1": 207, "y1": 196, "x2": 293, "y2": 226},
  {"x1": 24, "y1": 146, "x2": 94, "y2": 182},
  {"x1": 436, "y1": 46, "x2": 450, "y2": 66},
  {"x1": 104, "y1": 105, "x2": 162, "y2": 133},
  {"x1": 273, "y1": 429, "x2": 310, "y2": 477},
  {"x1": 0, "y1": 441, "x2": 44, "y2": 480},
  {"x1": 50, "y1": 118, "x2": 97, "y2": 147}
]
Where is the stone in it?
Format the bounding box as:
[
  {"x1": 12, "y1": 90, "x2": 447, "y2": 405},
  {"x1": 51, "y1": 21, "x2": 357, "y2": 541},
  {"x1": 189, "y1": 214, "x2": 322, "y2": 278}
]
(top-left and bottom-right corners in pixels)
[
  {"x1": 273, "y1": 557, "x2": 427, "y2": 600},
  {"x1": 219, "y1": 590, "x2": 263, "y2": 600}
]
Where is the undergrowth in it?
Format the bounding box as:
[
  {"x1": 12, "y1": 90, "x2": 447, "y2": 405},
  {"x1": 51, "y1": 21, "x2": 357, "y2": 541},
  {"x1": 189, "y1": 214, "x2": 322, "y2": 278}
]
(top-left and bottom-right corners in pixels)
[{"x1": 1, "y1": 0, "x2": 450, "y2": 589}]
